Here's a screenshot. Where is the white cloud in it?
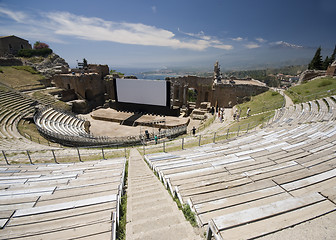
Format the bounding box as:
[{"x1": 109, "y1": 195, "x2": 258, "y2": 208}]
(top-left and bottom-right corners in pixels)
[
  {"x1": 151, "y1": 6, "x2": 157, "y2": 13},
  {"x1": 231, "y1": 37, "x2": 243, "y2": 41},
  {"x1": 0, "y1": 7, "x2": 233, "y2": 51},
  {"x1": 213, "y1": 44, "x2": 233, "y2": 50},
  {"x1": 43, "y1": 12, "x2": 212, "y2": 50},
  {"x1": 255, "y1": 37, "x2": 266, "y2": 43},
  {"x1": 178, "y1": 29, "x2": 233, "y2": 50},
  {"x1": 0, "y1": 7, "x2": 27, "y2": 23},
  {"x1": 245, "y1": 43, "x2": 260, "y2": 49}
]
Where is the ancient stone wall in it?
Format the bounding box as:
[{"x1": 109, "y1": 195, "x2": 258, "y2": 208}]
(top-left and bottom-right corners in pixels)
[
  {"x1": 326, "y1": 61, "x2": 336, "y2": 76},
  {"x1": 299, "y1": 70, "x2": 326, "y2": 83},
  {"x1": 53, "y1": 73, "x2": 105, "y2": 100},
  {"x1": 169, "y1": 76, "x2": 268, "y2": 108},
  {"x1": 87, "y1": 64, "x2": 109, "y2": 78},
  {"x1": 0, "y1": 57, "x2": 23, "y2": 66},
  {"x1": 211, "y1": 84, "x2": 268, "y2": 108},
  {"x1": 104, "y1": 78, "x2": 116, "y2": 100}
]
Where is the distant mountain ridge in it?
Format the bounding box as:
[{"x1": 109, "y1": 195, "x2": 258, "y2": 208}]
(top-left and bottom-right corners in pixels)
[{"x1": 270, "y1": 41, "x2": 304, "y2": 49}]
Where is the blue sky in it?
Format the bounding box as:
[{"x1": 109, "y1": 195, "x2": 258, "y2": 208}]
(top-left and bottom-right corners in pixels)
[{"x1": 0, "y1": 0, "x2": 335, "y2": 70}]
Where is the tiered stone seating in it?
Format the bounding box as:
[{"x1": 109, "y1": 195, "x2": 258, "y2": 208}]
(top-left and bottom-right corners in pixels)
[
  {"x1": 0, "y1": 157, "x2": 126, "y2": 239},
  {"x1": 273, "y1": 97, "x2": 335, "y2": 127},
  {"x1": 0, "y1": 87, "x2": 53, "y2": 150},
  {"x1": 145, "y1": 96, "x2": 336, "y2": 239},
  {"x1": 35, "y1": 107, "x2": 88, "y2": 138},
  {"x1": 34, "y1": 106, "x2": 143, "y2": 147}
]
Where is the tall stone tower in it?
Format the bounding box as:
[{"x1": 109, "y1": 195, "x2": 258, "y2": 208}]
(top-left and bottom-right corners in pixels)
[{"x1": 213, "y1": 61, "x2": 222, "y2": 85}]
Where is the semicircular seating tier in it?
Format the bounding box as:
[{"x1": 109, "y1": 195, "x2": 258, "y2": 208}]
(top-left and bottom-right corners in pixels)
[
  {"x1": 0, "y1": 157, "x2": 126, "y2": 239},
  {"x1": 0, "y1": 86, "x2": 57, "y2": 151},
  {"x1": 34, "y1": 107, "x2": 143, "y2": 147},
  {"x1": 34, "y1": 107, "x2": 188, "y2": 147},
  {"x1": 145, "y1": 95, "x2": 336, "y2": 240}
]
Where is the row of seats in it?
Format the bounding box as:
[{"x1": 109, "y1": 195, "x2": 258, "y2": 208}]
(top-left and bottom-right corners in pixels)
[
  {"x1": 0, "y1": 88, "x2": 54, "y2": 150},
  {"x1": 0, "y1": 157, "x2": 126, "y2": 239},
  {"x1": 34, "y1": 107, "x2": 126, "y2": 147},
  {"x1": 35, "y1": 107, "x2": 88, "y2": 138},
  {"x1": 145, "y1": 96, "x2": 336, "y2": 239},
  {"x1": 273, "y1": 96, "x2": 336, "y2": 126}
]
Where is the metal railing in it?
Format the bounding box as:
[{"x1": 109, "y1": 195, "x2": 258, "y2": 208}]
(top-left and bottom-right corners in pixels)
[
  {"x1": 141, "y1": 113, "x2": 276, "y2": 155},
  {"x1": 33, "y1": 107, "x2": 188, "y2": 147}
]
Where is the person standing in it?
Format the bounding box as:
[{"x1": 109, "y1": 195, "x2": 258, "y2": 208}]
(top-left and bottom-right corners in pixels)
[{"x1": 247, "y1": 107, "x2": 251, "y2": 117}]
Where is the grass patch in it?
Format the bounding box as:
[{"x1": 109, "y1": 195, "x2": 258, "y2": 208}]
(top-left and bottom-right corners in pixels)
[
  {"x1": 172, "y1": 197, "x2": 197, "y2": 227},
  {"x1": 17, "y1": 119, "x2": 56, "y2": 146},
  {"x1": 172, "y1": 195, "x2": 197, "y2": 227},
  {"x1": 318, "y1": 79, "x2": 332, "y2": 87},
  {"x1": 235, "y1": 90, "x2": 283, "y2": 118},
  {"x1": 0, "y1": 66, "x2": 45, "y2": 90},
  {"x1": 117, "y1": 159, "x2": 128, "y2": 240},
  {"x1": 32, "y1": 90, "x2": 71, "y2": 111},
  {"x1": 219, "y1": 111, "x2": 274, "y2": 134},
  {"x1": 182, "y1": 204, "x2": 198, "y2": 227},
  {"x1": 117, "y1": 194, "x2": 127, "y2": 240},
  {"x1": 285, "y1": 77, "x2": 336, "y2": 103},
  {"x1": 12, "y1": 66, "x2": 39, "y2": 74}
]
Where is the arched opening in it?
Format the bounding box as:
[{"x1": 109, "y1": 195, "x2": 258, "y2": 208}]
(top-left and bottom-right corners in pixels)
[
  {"x1": 85, "y1": 89, "x2": 94, "y2": 101},
  {"x1": 188, "y1": 88, "x2": 198, "y2": 103}
]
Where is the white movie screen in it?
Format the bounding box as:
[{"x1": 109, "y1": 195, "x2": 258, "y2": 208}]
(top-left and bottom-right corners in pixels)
[{"x1": 116, "y1": 79, "x2": 167, "y2": 106}]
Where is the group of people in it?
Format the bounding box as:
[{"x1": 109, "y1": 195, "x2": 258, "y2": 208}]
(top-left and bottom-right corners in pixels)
[
  {"x1": 218, "y1": 107, "x2": 225, "y2": 123},
  {"x1": 233, "y1": 107, "x2": 251, "y2": 121},
  {"x1": 161, "y1": 106, "x2": 252, "y2": 139}
]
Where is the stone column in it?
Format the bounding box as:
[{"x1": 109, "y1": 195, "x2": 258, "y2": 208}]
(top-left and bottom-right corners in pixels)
[
  {"x1": 171, "y1": 83, "x2": 175, "y2": 107},
  {"x1": 179, "y1": 85, "x2": 183, "y2": 107},
  {"x1": 183, "y1": 85, "x2": 188, "y2": 107}
]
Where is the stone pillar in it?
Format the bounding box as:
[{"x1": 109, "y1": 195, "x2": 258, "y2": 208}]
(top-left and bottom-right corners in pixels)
[
  {"x1": 196, "y1": 87, "x2": 201, "y2": 108},
  {"x1": 183, "y1": 85, "x2": 188, "y2": 107},
  {"x1": 179, "y1": 85, "x2": 183, "y2": 107},
  {"x1": 171, "y1": 83, "x2": 175, "y2": 106}
]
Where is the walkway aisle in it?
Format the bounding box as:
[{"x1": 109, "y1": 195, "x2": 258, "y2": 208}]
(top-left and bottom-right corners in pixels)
[{"x1": 126, "y1": 148, "x2": 202, "y2": 240}]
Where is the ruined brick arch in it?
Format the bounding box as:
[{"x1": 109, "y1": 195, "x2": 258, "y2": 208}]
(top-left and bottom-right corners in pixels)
[
  {"x1": 85, "y1": 89, "x2": 94, "y2": 101},
  {"x1": 188, "y1": 88, "x2": 198, "y2": 102}
]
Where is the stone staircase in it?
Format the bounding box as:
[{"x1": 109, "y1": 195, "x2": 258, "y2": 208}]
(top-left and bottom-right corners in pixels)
[{"x1": 126, "y1": 148, "x2": 202, "y2": 240}]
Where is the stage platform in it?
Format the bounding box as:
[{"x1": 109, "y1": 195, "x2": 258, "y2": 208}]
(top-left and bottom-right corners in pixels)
[
  {"x1": 83, "y1": 108, "x2": 190, "y2": 138},
  {"x1": 90, "y1": 108, "x2": 189, "y2": 128}
]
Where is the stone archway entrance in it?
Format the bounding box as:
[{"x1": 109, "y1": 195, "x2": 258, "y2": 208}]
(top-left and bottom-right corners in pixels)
[
  {"x1": 188, "y1": 88, "x2": 198, "y2": 103},
  {"x1": 85, "y1": 89, "x2": 94, "y2": 101}
]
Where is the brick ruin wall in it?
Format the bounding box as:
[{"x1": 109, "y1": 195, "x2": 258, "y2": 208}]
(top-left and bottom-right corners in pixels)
[
  {"x1": 0, "y1": 58, "x2": 23, "y2": 66},
  {"x1": 170, "y1": 76, "x2": 269, "y2": 108}
]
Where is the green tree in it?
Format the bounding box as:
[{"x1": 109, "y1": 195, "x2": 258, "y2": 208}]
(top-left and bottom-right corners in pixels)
[
  {"x1": 83, "y1": 58, "x2": 88, "y2": 68},
  {"x1": 109, "y1": 69, "x2": 124, "y2": 77},
  {"x1": 323, "y1": 56, "x2": 330, "y2": 70},
  {"x1": 308, "y1": 47, "x2": 323, "y2": 70},
  {"x1": 330, "y1": 45, "x2": 336, "y2": 63}
]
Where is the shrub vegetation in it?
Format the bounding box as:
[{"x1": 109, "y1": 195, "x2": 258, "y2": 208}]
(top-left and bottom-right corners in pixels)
[{"x1": 18, "y1": 48, "x2": 52, "y2": 58}]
